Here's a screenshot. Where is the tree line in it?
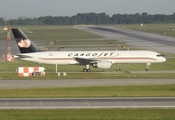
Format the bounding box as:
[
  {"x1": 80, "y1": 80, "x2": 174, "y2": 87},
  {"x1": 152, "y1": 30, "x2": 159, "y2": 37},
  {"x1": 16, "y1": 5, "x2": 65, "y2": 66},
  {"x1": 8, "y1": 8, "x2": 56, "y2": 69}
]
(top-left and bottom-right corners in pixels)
[{"x1": 1, "y1": 12, "x2": 175, "y2": 25}]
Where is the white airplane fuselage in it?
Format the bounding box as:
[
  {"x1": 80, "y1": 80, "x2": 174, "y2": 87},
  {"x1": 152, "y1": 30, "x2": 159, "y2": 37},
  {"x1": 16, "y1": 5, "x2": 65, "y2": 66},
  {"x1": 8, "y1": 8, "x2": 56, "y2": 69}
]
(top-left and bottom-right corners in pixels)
[{"x1": 17, "y1": 50, "x2": 166, "y2": 65}]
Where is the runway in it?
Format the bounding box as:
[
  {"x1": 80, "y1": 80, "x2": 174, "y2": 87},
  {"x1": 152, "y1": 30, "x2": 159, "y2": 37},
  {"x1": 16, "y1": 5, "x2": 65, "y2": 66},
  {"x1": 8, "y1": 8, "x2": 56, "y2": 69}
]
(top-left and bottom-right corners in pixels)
[
  {"x1": 91, "y1": 27, "x2": 175, "y2": 46},
  {"x1": 0, "y1": 97, "x2": 175, "y2": 109},
  {"x1": 75, "y1": 26, "x2": 175, "y2": 54},
  {"x1": 0, "y1": 79, "x2": 175, "y2": 89}
]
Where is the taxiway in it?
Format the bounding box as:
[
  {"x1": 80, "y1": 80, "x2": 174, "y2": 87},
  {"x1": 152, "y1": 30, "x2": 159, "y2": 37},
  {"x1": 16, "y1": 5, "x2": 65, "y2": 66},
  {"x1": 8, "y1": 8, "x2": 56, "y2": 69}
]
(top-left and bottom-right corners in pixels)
[
  {"x1": 0, "y1": 97, "x2": 175, "y2": 109},
  {"x1": 0, "y1": 79, "x2": 174, "y2": 89}
]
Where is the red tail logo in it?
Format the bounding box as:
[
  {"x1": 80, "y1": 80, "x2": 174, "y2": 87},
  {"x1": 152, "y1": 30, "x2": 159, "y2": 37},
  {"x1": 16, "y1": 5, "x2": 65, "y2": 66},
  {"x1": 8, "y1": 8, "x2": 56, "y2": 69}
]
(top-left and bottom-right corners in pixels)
[{"x1": 18, "y1": 39, "x2": 31, "y2": 48}]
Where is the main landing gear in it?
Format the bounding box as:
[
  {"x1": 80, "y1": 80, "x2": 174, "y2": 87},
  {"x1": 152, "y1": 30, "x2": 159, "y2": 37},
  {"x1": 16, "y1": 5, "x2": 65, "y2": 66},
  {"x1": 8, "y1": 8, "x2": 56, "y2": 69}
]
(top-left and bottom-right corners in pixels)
[
  {"x1": 145, "y1": 63, "x2": 151, "y2": 71},
  {"x1": 83, "y1": 64, "x2": 91, "y2": 72}
]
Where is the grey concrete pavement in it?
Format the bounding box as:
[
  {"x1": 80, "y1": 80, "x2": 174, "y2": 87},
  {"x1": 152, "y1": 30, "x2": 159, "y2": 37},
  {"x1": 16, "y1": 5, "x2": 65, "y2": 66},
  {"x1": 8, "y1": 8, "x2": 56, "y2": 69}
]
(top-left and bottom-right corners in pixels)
[
  {"x1": 0, "y1": 79, "x2": 174, "y2": 89},
  {"x1": 75, "y1": 26, "x2": 175, "y2": 54},
  {"x1": 0, "y1": 97, "x2": 175, "y2": 109}
]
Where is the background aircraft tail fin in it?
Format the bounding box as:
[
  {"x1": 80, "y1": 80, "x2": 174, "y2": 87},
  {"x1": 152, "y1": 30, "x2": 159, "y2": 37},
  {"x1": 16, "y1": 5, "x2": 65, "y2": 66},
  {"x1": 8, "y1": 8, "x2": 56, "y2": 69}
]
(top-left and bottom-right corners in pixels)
[{"x1": 12, "y1": 28, "x2": 42, "y2": 53}]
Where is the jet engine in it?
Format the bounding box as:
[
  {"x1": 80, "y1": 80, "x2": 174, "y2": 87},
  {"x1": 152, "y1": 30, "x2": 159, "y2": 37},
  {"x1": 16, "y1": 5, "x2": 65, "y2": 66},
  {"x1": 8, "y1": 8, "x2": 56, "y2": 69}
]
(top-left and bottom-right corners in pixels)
[{"x1": 92, "y1": 61, "x2": 112, "y2": 69}]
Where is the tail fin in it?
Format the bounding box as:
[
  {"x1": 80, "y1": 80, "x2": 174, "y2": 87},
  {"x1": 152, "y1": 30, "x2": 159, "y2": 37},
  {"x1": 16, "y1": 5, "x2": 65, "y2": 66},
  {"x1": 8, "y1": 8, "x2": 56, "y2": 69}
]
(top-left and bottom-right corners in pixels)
[{"x1": 11, "y1": 28, "x2": 42, "y2": 53}]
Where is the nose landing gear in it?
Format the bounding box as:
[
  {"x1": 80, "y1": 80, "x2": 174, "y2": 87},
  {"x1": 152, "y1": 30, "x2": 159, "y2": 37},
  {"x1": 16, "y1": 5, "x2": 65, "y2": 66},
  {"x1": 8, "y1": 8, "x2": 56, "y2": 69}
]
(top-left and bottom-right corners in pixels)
[{"x1": 145, "y1": 63, "x2": 151, "y2": 71}]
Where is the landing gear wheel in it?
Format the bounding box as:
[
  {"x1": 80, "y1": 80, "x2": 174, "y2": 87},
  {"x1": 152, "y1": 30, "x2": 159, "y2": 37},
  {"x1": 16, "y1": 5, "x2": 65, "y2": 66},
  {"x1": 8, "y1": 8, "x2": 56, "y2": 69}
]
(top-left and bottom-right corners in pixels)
[
  {"x1": 83, "y1": 68, "x2": 91, "y2": 72},
  {"x1": 145, "y1": 68, "x2": 149, "y2": 71},
  {"x1": 83, "y1": 68, "x2": 86, "y2": 72},
  {"x1": 83, "y1": 64, "x2": 91, "y2": 72},
  {"x1": 145, "y1": 63, "x2": 151, "y2": 71},
  {"x1": 116, "y1": 68, "x2": 121, "y2": 72}
]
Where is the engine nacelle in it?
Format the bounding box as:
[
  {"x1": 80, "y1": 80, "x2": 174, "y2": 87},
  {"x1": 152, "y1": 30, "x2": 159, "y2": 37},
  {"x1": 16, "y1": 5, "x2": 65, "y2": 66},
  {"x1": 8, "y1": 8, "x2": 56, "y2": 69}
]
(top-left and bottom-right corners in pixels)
[{"x1": 92, "y1": 61, "x2": 112, "y2": 69}]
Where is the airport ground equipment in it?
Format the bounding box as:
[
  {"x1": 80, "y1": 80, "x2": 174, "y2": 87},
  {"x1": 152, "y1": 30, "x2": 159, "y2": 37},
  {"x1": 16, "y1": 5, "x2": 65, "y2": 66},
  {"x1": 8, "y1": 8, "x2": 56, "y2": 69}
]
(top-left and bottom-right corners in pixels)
[{"x1": 17, "y1": 67, "x2": 45, "y2": 77}]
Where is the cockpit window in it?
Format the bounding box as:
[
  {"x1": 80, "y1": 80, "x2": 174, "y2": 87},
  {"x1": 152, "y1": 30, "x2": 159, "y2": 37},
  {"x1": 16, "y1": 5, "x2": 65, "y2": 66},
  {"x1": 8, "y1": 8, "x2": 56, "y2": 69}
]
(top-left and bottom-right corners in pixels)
[{"x1": 157, "y1": 54, "x2": 165, "y2": 57}]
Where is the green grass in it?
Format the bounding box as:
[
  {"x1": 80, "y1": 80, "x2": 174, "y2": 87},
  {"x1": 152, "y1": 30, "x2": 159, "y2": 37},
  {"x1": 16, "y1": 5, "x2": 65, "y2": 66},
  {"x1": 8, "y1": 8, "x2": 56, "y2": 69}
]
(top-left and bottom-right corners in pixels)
[
  {"x1": 0, "y1": 25, "x2": 129, "y2": 51},
  {"x1": 0, "y1": 58, "x2": 175, "y2": 72},
  {"x1": 0, "y1": 84, "x2": 175, "y2": 98},
  {"x1": 0, "y1": 109, "x2": 175, "y2": 120},
  {"x1": 0, "y1": 25, "x2": 103, "y2": 40},
  {"x1": 0, "y1": 72, "x2": 175, "y2": 80},
  {"x1": 43, "y1": 39, "x2": 126, "y2": 51},
  {"x1": 0, "y1": 57, "x2": 175, "y2": 79},
  {"x1": 0, "y1": 24, "x2": 174, "y2": 79},
  {"x1": 0, "y1": 24, "x2": 174, "y2": 120}
]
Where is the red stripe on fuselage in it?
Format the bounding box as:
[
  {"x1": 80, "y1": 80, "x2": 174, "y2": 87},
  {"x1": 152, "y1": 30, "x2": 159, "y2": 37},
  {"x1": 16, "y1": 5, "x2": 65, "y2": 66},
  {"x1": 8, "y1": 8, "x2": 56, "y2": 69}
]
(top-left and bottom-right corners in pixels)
[{"x1": 39, "y1": 57, "x2": 156, "y2": 61}]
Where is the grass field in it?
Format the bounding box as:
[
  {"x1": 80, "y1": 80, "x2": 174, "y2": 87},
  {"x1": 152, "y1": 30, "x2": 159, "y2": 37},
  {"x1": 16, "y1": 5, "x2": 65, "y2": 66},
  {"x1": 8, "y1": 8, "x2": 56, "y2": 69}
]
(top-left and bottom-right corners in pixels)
[
  {"x1": 0, "y1": 25, "x2": 103, "y2": 40},
  {"x1": 0, "y1": 108, "x2": 175, "y2": 120},
  {"x1": 0, "y1": 24, "x2": 175, "y2": 119},
  {"x1": 1, "y1": 25, "x2": 130, "y2": 51},
  {"x1": 0, "y1": 84, "x2": 175, "y2": 98},
  {"x1": 0, "y1": 57, "x2": 175, "y2": 79},
  {"x1": 0, "y1": 24, "x2": 174, "y2": 80},
  {"x1": 1, "y1": 24, "x2": 175, "y2": 39},
  {"x1": 0, "y1": 58, "x2": 175, "y2": 73},
  {"x1": 1, "y1": 72, "x2": 175, "y2": 80},
  {"x1": 0, "y1": 24, "x2": 171, "y2": 77}
]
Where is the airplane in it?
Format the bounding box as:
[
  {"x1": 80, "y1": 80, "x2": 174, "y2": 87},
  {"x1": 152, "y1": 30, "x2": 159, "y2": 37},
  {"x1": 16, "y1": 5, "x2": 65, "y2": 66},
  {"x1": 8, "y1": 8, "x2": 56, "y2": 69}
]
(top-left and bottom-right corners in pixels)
[{"x1": 11, "y1": 28, "x2": 166, "y2": 72}]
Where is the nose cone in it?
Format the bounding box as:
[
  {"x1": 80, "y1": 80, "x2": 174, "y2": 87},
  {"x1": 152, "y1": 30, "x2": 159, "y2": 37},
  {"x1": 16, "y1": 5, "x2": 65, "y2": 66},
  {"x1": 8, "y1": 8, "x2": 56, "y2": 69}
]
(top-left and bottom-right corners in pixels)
[{"x1": 161, "y1": 57, "x2": 166, "y2": 62}]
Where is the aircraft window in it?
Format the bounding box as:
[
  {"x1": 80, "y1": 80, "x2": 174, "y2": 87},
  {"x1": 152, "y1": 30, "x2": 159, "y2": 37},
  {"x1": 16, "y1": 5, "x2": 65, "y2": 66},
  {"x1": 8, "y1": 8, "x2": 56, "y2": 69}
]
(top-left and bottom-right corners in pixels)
[{"x1": 157, "y1": 54, "x2": 165, "y2": 57}]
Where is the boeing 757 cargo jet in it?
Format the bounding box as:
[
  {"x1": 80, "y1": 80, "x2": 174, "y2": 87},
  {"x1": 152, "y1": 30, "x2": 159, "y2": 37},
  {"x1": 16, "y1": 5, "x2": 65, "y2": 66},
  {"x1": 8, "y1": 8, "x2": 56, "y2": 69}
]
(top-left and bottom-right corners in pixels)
[{"x1": 12, "y1": 28, "x2": 166, "y2": 72}]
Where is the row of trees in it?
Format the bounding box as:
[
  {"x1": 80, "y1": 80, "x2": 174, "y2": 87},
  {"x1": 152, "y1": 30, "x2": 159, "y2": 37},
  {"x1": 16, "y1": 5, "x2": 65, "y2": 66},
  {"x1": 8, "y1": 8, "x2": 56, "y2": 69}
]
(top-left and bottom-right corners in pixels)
[{"x1": 1, "y1": 12, "x2": 175, "y2": 25}]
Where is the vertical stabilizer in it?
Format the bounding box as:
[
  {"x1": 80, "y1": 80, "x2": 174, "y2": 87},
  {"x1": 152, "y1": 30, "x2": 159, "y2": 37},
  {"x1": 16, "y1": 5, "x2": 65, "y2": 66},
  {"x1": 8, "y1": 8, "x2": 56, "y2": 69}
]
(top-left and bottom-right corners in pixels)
[{"x1": 11, "y1": 28, "x2": 41, "y2": 53}]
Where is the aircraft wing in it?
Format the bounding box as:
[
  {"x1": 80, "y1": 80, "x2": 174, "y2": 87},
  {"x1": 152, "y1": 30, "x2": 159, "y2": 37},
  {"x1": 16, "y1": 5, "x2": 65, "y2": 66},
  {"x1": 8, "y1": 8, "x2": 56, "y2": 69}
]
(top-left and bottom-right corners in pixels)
[{"x1": 75, "y1": 57, "x2": 99, "y2": 64}]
